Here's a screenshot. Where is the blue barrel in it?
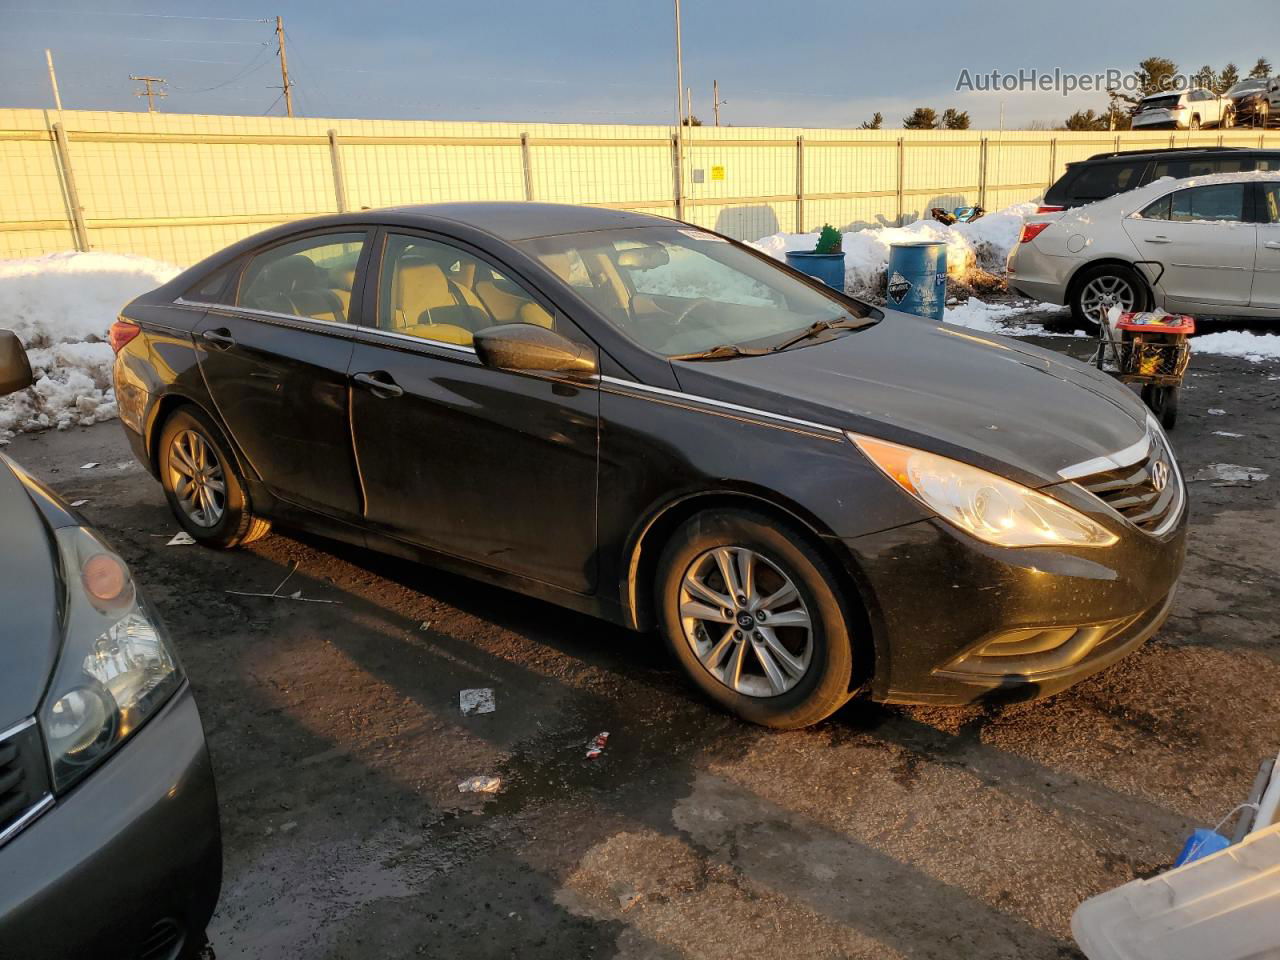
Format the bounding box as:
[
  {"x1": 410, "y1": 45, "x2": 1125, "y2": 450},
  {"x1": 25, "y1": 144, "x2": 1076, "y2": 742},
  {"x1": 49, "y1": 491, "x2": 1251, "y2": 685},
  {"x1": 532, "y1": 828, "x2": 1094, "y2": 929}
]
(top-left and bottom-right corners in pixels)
[
  {"x1": 785, "y1": 251, "x2": 845, "y2": 290},
  {"x1": 886, "y1": 242, "x2": 947, "y2": 320}
]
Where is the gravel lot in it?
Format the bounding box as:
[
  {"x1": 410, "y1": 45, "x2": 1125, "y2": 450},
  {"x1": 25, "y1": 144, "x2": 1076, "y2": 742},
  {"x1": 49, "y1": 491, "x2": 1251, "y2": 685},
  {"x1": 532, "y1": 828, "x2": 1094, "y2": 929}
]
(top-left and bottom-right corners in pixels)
[{"x1": 7, "y1": 329, "x2": 1280, "y2": 960}]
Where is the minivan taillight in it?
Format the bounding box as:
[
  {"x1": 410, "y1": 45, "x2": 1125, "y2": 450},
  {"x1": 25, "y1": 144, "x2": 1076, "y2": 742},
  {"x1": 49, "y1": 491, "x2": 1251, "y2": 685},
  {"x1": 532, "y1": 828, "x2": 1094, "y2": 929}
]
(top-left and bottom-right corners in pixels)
[
  {"x1": 1019, "y1": 222, "x2": 1052, "y2": 243},
  {"x1": 108, "y1": 318, "x2": 140, "y2": 354},
  {"x1": 1035, "y1": 205, "x2": 1065, "y2": 214}
]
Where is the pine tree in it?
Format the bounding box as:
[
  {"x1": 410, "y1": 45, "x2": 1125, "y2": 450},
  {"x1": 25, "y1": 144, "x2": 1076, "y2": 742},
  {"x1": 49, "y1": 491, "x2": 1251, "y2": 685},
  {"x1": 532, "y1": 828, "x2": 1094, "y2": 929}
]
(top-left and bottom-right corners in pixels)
[
  {"x1": 1063, "y1": 109, "x2": 1108, "y2": 131},
  {"x1": 1216, "y1": 63, "x2": 1241, "y2": 94},
  {"x1": 1192, "y1": 65, "x2": 1217, "y2": 91},
  {"x1": 941, "y1": 108, "x2": 971, "y2": 129},
  {"x1": 859, "y1": 112, "x2": 883, "y2": 130},
  {"x1": 902, "y1": 107, "x2": 938, "y2": 130},
  {"x1": 1250, "y1": 57, "x2": 1274, "y2": 79}
]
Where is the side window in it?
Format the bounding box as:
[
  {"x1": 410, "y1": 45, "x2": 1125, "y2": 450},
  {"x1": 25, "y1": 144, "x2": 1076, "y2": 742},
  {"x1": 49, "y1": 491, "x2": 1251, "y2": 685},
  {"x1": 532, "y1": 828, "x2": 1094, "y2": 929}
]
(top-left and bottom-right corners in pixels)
[
  {"x1": 1258, "y1": 158, "x2": 1278, "y2": 172},
  {"x1": 1072, "y1": 163, "x2": 1141, "y2": 201},
  {"x1": 1137, "y1": 194, "x2": 1173, "y2": 220},
  {"x1": 1262, "y1": 183, "x2": 1280, "y2": 225},
  {"x1": 185, "y1": 262, "x2": 237, "y2": 304},
  {"x1": 1170, "y1": 184, "x2": 1247, "y2": 223},
  {"x1": 378, "y1": 234, "x2": 555, "y2": 346},
  {"x1": 238, "y1": 233, "x2": 365, "y2": 324}
]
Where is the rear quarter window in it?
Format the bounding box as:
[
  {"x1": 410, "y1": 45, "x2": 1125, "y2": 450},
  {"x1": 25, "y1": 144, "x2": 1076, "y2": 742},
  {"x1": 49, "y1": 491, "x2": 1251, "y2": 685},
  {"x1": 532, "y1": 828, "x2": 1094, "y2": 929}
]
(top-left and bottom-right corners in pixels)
[
  {"x1": 184, "y1": 263, "x2": 238, "y2": 304},
  {"x1": 1069, "y1": 162, "x2": 1145, "y2": 203}
]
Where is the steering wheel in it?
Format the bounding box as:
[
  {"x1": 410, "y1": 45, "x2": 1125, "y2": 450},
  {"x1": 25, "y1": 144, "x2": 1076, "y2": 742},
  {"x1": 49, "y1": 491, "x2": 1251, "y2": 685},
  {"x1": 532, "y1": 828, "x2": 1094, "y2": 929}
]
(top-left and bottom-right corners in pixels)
[{"x1": 670, "y1": 297, "x2": 713, "y2": 325}]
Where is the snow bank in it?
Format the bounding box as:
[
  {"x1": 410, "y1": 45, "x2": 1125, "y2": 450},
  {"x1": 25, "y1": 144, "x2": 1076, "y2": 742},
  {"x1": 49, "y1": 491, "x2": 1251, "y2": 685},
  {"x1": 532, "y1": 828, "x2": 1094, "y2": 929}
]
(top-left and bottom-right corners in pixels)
[
  {"x1": 0, "y1": 252, "x2": 179, "y2": 443},
  {"x1": 942, "y1": 298, "x2": 1080, "y2": 338},
  {"x1": 1193, "y1": 330, "x2": 1280, "y2": 363},
  {"x1": 749, "y1": 202, "x2": 1037, "y2": 298}
]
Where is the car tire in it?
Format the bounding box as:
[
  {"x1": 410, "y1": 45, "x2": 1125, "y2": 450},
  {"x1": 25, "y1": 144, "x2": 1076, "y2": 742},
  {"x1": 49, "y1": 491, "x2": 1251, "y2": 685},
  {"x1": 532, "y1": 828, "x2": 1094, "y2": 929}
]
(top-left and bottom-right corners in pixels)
[
  {"x1": 1190, "y1": 116, "x2": 1201, "y2": 130},
  {"x1": 1070, "y1": 263, "x2": 1150, "y2": 330},
  {"x1": 158, "y1": 405, "x2": 270, "y2": 549},
  {"x1": 1142, "y1": 384, "x2": 1179, "y2": 430},
  {"x1": 655, "y1": 508, "x2": 859, "y2": 729},
  {"x1": 1221, "y1": 108, "x2": 1235, "y2": 129}
]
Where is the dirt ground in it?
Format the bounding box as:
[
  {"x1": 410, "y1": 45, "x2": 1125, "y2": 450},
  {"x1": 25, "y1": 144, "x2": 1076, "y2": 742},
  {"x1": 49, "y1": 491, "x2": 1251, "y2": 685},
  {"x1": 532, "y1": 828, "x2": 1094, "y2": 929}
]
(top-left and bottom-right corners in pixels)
[{"x1": 7, "y1": 328, "x2": 1280, "y2": 960}]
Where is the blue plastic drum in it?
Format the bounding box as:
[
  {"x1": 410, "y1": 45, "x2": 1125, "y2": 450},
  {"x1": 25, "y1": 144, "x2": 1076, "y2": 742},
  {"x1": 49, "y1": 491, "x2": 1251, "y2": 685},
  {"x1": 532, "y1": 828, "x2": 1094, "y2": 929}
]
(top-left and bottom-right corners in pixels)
[
  {"x1": 886, "y1": 242, "x2": 947, "y2": 321},
  {"x1": 785, "y1": 251, "x2": 846, "y2": 291}
]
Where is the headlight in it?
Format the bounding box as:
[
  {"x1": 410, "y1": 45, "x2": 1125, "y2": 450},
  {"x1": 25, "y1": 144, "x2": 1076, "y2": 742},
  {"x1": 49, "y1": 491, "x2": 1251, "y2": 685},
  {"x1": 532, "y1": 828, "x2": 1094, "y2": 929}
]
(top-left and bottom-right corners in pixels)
[
  {"x1": 40, "y1": 527, "x2": 183, "y2": 792},
  {"x1": 849, "y1": 433, "x2": 1118, "y2": 548}
]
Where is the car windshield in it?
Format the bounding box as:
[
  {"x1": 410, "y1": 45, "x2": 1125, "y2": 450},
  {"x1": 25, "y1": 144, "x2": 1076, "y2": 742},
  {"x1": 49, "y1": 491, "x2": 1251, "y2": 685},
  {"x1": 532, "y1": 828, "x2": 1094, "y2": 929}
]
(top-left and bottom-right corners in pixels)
[
  {"x1": 517, "y1": 226, "x2": 873, "y2": 358},
  {"x1": 1228, "y1": 80, "x2": 1266, "y2": 95}
]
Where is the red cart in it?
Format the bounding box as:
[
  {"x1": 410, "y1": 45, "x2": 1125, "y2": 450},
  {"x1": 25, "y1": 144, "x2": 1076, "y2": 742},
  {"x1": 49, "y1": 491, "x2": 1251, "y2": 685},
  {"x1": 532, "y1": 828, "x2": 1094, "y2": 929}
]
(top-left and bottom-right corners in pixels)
[{"x1": 1093, "y1": 312, "x2": 1194, "y2": 429}]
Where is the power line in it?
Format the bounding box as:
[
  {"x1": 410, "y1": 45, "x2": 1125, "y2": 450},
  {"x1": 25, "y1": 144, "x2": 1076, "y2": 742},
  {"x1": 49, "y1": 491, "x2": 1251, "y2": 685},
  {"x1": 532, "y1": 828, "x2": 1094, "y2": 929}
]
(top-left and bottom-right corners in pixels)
[{"x1": 4, "y1": 9, "x2": 270, "y2": 21}]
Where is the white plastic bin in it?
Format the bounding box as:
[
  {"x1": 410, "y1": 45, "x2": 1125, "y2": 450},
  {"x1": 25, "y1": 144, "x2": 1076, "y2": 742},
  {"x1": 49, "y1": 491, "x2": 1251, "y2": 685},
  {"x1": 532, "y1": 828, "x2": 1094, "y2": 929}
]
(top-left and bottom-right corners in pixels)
[{"x1": 1072, "y1": 821, "x2": 1280, "y2": 960}]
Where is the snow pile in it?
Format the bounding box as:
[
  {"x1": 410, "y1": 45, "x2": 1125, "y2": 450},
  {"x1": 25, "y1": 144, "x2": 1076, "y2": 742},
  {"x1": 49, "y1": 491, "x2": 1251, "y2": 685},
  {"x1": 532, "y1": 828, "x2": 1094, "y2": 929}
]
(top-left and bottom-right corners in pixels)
[
  {"x1": 0, "y1": 252, "x2": 179, "y2": 443},
  {"x1": 942, "y1": 298, "x2": 1080, "y2": 338},
  {"x1": 750, "y1": 202, "x2": 1037, "y2": 298},
  {"x1": 1193, "y1": 330, "x2": 1280, "y2": 363}
]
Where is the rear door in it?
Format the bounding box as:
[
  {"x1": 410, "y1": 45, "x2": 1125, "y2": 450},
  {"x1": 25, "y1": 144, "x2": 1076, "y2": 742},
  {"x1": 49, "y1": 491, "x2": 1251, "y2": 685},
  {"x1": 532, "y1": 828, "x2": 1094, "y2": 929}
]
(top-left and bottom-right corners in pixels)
[
  {"x1": 1253, "y1": 181, "x2": 1280, "y2": 309},
  {"x1": 346, "y1": 230, "x2": 600, "y2": 593},
  {"x1": 191, "y1": 230, "x2": 370, "y2": 519},
  {"x1": 1123, "y1": 183, "x2": 1257, "y2": 309}
]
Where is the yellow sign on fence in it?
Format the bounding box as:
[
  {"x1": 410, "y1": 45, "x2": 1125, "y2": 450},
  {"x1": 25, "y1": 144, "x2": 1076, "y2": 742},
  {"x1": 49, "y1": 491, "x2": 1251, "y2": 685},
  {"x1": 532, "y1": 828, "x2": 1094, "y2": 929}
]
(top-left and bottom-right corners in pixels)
[{"x1": 710, "y1": 165, "x2": 725, "y2": 181}]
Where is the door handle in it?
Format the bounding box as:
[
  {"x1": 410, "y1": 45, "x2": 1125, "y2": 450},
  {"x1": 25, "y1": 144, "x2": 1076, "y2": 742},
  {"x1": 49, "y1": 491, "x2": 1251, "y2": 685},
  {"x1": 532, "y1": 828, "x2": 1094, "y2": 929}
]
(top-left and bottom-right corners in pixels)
[
  {"x1": 352, "y1": 371, "x2": 404, "y2": 398},
  {"x1": 1266, "y1": 241, "x2": 1280, "y2": 250},
  {"x1": 1143, "y1": 236, "x2": 1171, "y2": 244},
  {"x1": 201, "y1": 328, "x2": 235, "y2": 348}
]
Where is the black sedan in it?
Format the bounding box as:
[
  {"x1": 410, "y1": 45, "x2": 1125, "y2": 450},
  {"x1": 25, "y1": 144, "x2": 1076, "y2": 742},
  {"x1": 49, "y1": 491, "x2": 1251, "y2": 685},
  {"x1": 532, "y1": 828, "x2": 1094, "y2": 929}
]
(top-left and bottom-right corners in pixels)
[
  {"x1": 0, "y1": 333, "x2": 221, "y2": 959},
  {"x1": 111, "y1": 203, "x2": 1186, "y2": 728}
]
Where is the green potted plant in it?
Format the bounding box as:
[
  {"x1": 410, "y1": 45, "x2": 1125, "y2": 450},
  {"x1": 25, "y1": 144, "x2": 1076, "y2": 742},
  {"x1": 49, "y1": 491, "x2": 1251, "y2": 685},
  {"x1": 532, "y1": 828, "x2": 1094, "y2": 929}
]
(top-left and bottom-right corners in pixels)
[{"x1": 785, "y1": 224, "x2": 846, "y2": 290}]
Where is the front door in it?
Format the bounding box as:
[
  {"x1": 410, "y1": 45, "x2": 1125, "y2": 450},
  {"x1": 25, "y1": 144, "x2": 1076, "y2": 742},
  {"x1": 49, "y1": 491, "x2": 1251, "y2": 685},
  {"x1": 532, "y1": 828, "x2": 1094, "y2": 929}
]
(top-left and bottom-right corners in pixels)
[
  {"x1": 1124, "y1": 182, "x2": 1257, "y2": 310},
  {"x1": 346, "y1": 231, "x2": 600, "y2": 593},
  {"x1": 192, "y1": 231, "x2": 369, "y2": 518},
  {"x1": 1253, "y1": 181, "x2": 1280, "y2": 309}
]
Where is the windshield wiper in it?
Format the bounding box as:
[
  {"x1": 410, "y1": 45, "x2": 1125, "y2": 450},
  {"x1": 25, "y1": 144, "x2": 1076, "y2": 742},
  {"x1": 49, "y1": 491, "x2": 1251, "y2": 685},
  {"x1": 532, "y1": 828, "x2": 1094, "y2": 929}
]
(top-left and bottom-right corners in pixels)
[
  {"x1": 768, "y1": 316, "x2": 873, "y2": 353},
  {"x1": 667, "y1": 343, "x2": 772, "y2": 361}
]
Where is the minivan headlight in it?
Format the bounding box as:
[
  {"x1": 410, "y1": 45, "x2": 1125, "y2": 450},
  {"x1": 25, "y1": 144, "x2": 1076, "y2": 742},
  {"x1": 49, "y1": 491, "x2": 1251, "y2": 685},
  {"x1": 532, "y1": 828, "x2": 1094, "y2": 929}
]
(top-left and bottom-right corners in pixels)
[
  {"x1": 849, "y1": 433, "x2": 1118, "y2": 548},
  {"x1": 40, "y1": 527, "x2": 183, "y2": 792}
]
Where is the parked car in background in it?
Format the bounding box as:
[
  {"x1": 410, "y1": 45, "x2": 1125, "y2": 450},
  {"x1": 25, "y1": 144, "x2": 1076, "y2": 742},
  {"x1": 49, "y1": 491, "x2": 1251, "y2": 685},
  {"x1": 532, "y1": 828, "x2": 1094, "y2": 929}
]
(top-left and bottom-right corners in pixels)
[
  {"x1": 1226, "y1": 77, "x2": 1280, "y2": 128},
  {"x1": 0, "y1": 331, "x2": 221, "y2": 960},
  {"x1": 1009, "y1": 172, "x2": 1280, "y2": 325},
  {"x1": 113, "y1": 202, "x2": 1185, "y2": 729},
  {"x1": 1132, "y1": 88, "x2": 1233, "y2": 131},
  {"x1": 1039, "y1": 146, "x2": 1280, "y2": 212}
]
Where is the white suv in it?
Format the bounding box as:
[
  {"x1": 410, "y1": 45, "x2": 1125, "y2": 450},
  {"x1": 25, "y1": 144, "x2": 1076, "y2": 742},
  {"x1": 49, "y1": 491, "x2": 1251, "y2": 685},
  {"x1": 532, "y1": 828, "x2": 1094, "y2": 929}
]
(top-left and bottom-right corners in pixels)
[{"x1": 1133, "y1": 88, "x2": 1234, "y2": 130}]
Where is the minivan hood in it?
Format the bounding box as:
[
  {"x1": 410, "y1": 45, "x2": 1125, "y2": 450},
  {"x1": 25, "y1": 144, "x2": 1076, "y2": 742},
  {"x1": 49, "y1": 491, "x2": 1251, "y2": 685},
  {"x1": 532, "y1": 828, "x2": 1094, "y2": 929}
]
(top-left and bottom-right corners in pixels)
[
  {"x1": 0, "y1": 455, "x2": 62, "y2": 729},
  {"x1": 673, "y1": 312, "x2": 1148, "y2": 487}
]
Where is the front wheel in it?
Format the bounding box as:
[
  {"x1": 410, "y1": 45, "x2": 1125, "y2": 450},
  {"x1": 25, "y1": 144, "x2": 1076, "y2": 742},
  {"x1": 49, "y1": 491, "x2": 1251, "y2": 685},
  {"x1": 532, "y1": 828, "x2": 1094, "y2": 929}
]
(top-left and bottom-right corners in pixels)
[
  {"x1": 1221, "y1": 108, "x2": 1235, "y2": 129},
  {"x1": 656, "y1": 509, "x2": 860, "y2": 729}
]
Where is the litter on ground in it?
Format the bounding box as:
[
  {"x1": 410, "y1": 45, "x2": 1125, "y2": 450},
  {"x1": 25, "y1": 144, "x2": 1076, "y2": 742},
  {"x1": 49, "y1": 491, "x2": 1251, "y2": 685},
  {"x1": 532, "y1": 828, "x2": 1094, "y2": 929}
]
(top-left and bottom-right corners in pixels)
[
  {"x1": 586, "y1": 732, "x2": 610, "y2": 759},
  {"x1": 166, "y1": 531, "x2": 196, "y2": 545},
  {"x1": 80, "y1": 461, "x2": 98, "y2": 469},
  {"x1": 70, "y1": 499, "x2": 88, "y2": 506},
  {"x1": 459, "y1": 688, "x2": 496, "y2": 716},
  {"x1": 1208, "y1": 409, "x2": 1227, "y2": 416},
  {"x1": 1213, "y1": 431, "x2": 1244, "y2": 438},
  {"x1": 457, "y1": 775, "x2": 501, "y2": 794},
  {"x1": 1188, "y1": 464, "x2": 1269, "y2": 485},
  {"x1": 224, "y1": 560, "x2": 341, "y2": 603}
]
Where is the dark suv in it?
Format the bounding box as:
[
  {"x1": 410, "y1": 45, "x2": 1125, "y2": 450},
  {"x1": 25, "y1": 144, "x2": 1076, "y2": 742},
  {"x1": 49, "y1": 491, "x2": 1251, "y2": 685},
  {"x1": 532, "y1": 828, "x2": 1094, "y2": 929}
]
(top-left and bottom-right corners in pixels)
[{"x1": 1040, "y1": 146, "x2": 1280, "y2": 211}]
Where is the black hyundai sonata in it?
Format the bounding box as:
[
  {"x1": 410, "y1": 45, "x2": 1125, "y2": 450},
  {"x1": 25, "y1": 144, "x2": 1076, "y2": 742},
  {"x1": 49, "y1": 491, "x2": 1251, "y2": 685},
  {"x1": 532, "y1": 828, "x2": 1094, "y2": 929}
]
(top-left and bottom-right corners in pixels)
[{"x1": 112, "y1": 203, "x2": 1186, "y2": 728}]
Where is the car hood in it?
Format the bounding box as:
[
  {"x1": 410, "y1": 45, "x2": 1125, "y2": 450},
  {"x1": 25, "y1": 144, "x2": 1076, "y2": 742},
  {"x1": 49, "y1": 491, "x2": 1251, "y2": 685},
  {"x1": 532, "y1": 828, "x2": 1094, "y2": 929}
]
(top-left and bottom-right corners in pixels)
[
  {"x1": 0, "y1": 455, "x2": 63, "y2": 729},
  {"x1": 673, "y1": 312, "x2": 1149, "y2": 488}
]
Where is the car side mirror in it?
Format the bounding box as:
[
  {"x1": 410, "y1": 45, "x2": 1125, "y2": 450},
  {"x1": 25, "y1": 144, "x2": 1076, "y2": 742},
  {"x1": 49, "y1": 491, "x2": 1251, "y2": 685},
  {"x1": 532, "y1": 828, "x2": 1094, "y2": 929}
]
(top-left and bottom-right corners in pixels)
[
  {"x1": 473, "y1": 323, "x2": 597, "y2": 379},
  {"x1": 0, "y1": 330, "x2": 33, "y2": 397}
]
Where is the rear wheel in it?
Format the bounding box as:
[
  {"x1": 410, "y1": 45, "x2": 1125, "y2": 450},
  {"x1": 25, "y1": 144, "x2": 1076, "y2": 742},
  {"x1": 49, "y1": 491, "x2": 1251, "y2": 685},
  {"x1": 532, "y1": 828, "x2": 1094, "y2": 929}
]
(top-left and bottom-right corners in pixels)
[
  {"x1": 656, "y1": 509, "x2": 859, "y2": 729},
  {"x1": 159, "y1": 406, "x2": 270, "y2": 549},
  {"x1": 1142, "y1": 384, "x2": 1179, "y2": 430},
  {"x1": 1221, "y1": 108, "x2": 1235, "y2": 129},
  {"x1": 1190, "y1": 116, "x2": 1201, "y2": 130},
  {"x1": 1071, "y1": 263, "x2": 1149, "y2": 330}
]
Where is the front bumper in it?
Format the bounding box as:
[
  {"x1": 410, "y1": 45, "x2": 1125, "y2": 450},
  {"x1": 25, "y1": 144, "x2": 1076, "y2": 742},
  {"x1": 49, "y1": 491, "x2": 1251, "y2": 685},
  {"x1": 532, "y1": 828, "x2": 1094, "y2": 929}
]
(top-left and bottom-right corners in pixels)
[
  {"x1": 843, "y1": 498, "x2": 1187, "y2": 706},
  {"x1": 0, "y1": 684, "x2": 222, "y2": 960}
]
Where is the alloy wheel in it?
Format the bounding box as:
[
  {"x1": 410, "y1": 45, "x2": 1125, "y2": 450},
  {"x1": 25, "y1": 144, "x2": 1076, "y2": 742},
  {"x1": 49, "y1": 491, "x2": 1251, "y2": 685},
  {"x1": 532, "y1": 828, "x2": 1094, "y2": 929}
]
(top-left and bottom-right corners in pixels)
[
  {"x1": 678, "y1": 546, "x2": 813, "y2": 698},
  {"x1": 167, "y1": 429, "x2": 226, "y2": 528},
  {"x1": 1080, "y1": 274, "x2": 1137, "y2": 323}
]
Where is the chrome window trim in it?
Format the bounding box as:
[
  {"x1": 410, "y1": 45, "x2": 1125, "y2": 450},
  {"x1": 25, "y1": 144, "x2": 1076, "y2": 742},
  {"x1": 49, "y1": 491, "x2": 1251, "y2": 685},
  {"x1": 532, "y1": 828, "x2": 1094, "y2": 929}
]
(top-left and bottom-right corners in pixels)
[
  {"x1": 598, "y1": 375, "x2": 845, "y2": 438},
  {"x1": 1057, "y1": 428, "x2": 1151, "y2": 480},
  {"x1": 353, "y1": 326, "x2": 478, "y2": 356},
  {"x1": 175, "y1": 297, "x2": 362, "y2": 333},
  {"x1": 0, "y1": 795, "x2": 54, "y2": 848}
]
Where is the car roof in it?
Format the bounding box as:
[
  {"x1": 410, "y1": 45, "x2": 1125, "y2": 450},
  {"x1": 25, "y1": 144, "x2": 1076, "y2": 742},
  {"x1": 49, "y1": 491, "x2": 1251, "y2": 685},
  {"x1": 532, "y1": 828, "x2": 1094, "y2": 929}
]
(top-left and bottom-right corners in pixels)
[
  {"x1": 380, "y1": 201, "x2": 675, "y2": 241},
  {"x1": 1080, "y1": 146, "x2": 1270, "y2": 164},
  {"x1": 1144, "y1": 169, "x2": 1280, "y2": 189}
]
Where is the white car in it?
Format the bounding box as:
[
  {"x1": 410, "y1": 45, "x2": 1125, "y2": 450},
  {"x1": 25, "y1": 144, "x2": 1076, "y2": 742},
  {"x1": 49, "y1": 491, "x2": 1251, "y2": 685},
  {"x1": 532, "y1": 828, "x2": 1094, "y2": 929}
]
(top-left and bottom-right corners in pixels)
[
  {"x1": 1008, "y1": 171, "x2": 1280, "y2": 325},
  {"x1": 1132, "y1": 88, "x2": 1234, "y2": 130}
]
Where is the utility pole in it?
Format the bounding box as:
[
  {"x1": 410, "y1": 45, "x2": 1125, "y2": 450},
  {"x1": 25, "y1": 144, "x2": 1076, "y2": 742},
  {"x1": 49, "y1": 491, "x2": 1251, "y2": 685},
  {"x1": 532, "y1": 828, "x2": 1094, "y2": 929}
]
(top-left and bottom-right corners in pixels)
[
  {"x1": 673, "y1": 0, "x2": 685, "y2": 217},
  {"x1": 130, "y1": 75, "x2": 166, "y2": 112},
  {"x1": 713, "y1": 79, "x2": 722, "y2": 126},
  {"x1": 275, "y1": 16, "x2": 294, "y2": 117},
  {"x1": 45, "y1": 49, "x2": 62, "y2": 110}
]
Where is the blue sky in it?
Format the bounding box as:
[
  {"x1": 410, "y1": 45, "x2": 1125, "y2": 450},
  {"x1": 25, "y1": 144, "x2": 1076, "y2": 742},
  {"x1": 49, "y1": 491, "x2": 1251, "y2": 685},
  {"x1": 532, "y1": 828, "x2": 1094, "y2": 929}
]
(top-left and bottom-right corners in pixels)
[{"x1": 0, "y1": 0, "x2": 1274, "y2": 128}]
